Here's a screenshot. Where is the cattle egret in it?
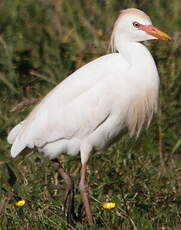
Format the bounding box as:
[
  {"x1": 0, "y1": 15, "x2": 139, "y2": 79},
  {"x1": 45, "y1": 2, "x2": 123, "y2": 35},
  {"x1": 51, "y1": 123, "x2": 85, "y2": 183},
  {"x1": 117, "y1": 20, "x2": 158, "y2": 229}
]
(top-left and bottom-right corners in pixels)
[{"x1": 7, "y1": 8, "x2": 171, "y2": 224}]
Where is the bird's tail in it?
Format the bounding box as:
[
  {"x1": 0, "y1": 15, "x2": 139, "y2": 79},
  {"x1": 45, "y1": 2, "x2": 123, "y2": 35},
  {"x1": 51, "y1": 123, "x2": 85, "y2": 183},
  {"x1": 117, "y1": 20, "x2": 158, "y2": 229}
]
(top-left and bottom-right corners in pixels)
[
  {"x1": 7, "y1": 121, "x2": 24, "y2": 144},
  {"x1": 7, "y1": 121, "x2": 27, "y2": 158}
]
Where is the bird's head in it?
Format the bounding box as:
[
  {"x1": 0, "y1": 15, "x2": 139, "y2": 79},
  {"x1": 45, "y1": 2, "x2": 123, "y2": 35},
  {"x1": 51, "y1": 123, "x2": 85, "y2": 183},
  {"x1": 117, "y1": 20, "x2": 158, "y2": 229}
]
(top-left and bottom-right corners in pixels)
[{"x1": 110, "y1": 8, "x2": 171, "y2": 51}]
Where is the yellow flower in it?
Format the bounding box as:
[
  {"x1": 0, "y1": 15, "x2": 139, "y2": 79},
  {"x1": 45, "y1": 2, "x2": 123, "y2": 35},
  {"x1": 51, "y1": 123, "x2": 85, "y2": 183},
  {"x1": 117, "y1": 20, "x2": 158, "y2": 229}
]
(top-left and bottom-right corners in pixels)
[
  {"x1": 15, "y1": 200, "x2": 26, "y2": 207},
  {"x1": 103, "y1": 202, "x2": 116, "y2": 210}
]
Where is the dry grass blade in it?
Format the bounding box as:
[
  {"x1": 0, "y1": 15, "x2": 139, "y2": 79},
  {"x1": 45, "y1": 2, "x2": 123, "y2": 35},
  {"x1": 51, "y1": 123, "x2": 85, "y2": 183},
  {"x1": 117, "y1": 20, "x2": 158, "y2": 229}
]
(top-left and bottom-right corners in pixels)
[{"x1": 10, "y1": 97, "x2": 42, "y2": 112}]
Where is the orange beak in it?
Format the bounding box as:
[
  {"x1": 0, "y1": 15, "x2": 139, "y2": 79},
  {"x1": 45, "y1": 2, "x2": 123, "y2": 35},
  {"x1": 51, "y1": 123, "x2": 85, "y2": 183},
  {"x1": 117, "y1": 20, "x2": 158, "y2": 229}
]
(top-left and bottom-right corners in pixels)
[{"x1": 140, "y1": 25, "x2": 172, "y2": 41}]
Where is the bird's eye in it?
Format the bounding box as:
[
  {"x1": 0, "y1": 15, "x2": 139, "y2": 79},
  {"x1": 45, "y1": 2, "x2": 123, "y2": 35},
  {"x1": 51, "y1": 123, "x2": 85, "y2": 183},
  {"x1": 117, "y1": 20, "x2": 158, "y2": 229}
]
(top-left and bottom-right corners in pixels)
[{"x1": 133, "y1": 22, "x2": 140, "y2": 28}]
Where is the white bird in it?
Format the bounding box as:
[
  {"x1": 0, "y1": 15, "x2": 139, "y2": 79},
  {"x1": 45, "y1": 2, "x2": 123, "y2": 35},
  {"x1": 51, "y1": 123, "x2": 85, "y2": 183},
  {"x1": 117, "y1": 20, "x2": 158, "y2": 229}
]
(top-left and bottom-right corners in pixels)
[{"x1": 7, "y1": 8, "x2": 171, "y2": 224}]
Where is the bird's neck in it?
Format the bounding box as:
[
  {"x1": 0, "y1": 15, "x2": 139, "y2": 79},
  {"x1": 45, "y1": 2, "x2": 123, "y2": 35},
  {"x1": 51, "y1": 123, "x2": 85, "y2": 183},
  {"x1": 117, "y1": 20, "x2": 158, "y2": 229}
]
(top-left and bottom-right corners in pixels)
[
  {"x1": 116, "y1": 40, "x2": 152, "y2": 66},
  {"x1": 115, "y1": 40, "x2": 159, "y2": 89}
]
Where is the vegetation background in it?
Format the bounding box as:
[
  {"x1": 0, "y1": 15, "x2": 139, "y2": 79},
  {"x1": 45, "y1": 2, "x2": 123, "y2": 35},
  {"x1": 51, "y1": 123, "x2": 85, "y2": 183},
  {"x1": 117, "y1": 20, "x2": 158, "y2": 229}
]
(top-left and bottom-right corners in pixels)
[{"x1": 0, "y1": 0, "x2": 180, "y2": 229}]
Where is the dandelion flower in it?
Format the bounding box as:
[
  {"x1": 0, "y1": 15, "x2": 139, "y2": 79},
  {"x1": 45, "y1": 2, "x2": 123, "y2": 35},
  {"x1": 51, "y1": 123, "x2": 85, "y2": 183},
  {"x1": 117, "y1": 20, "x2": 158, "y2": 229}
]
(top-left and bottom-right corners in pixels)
[
  {"x1": 15, "y1": 200, "x2": 26, "y2": 207},
  {"x1": 103, "y1": 202, "x2": 116, "y2": 210}
]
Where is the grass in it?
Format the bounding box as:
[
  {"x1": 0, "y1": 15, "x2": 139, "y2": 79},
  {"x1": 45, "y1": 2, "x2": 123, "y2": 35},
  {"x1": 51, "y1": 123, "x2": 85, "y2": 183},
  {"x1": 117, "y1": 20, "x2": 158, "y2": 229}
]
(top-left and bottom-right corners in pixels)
[{"x1": 0, "y1": 0, "x2": 181, "y2": 229}]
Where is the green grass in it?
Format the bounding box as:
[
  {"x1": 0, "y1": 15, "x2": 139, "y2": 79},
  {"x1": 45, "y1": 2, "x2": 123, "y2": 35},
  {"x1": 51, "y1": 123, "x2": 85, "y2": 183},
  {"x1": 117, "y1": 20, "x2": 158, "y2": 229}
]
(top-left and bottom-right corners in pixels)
[{"x1": 0, "y1": 0, "x2": 180, "y2": 229}]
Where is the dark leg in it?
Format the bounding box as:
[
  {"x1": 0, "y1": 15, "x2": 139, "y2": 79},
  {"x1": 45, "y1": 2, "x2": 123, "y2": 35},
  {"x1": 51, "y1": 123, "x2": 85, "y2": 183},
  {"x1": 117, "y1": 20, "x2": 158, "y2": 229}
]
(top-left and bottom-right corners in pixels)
[
  {"x1": 79, "y1": 164, "x2": 94, "y2": 224},
  {"x1": 51, "y1": 159, "x2": 76, "y2": 224}
]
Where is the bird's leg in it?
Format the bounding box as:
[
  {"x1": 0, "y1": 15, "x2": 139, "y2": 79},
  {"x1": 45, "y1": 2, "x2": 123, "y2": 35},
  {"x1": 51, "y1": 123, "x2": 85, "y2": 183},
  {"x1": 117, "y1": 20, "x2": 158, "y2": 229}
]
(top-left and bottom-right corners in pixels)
[
  {"x1": 79, "y1": 163, "x2": 94, "y2": 224},
  {"x1": 51, "y1": 159, "x2": 76, "y2": 224},
  {"x1": 59, "y1": 167, "x2": 76, "y2": 223}
]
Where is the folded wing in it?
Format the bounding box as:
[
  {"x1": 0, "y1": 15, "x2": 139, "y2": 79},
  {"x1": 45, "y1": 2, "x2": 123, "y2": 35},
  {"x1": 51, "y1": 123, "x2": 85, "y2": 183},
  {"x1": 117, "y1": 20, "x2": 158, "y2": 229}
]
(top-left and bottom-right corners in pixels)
[{"x1": 8, "y1": 53, "x2": 129, "y2": 158}]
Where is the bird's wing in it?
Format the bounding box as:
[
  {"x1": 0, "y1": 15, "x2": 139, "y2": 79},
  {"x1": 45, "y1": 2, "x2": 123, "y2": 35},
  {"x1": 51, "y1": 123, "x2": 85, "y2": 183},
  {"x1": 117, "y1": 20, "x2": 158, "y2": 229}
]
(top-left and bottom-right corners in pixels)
[{"x1": 9, "y1": 53, "x2": 130, "y2": 157}]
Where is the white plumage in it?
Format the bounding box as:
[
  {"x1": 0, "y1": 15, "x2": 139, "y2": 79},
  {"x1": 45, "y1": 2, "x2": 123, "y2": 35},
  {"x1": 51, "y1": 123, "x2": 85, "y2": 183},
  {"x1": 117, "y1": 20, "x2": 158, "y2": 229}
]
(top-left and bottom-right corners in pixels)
[
  {"x1": 7, "y1": 8, "x2": 171, "y2": 224},
  {"x1": 8, "y1": 8, "x2": 171, "y2": 165}
]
